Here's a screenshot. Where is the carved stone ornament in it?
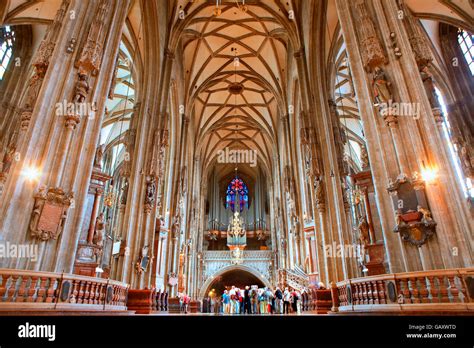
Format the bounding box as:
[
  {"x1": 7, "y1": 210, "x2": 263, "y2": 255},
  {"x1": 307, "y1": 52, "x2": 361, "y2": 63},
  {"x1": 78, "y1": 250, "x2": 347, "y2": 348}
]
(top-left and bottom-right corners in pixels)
[
  {"x1": 30, "y1": 186, "x2": 74, "y2": 241},
  {"x1": 168, "y1": 272, "x2": 178, "y2": 287},
  {"x1": 144, "y1": 176, "x2": 156, "y2": 213},
  {"x1": 313, "y1": 175, "x2": 325, "y2": 210},
  {"x1": 33, "y1": 42, "x2": 56, "y2": 71},
  {"x1": 207, "y1": 230, "x2": 219, "y2": 241},
  {"x1": 79, "y1": 39, "x2": 103, "y2": 75},
  {"x1": 352, "y1": 0, "x2": 387, "y2": 71},
  {"x1": 388, "y1": 174, "x2": 436, "y2": 247},
  {"x1": 397, "y1": 0, "x2": 432, "y2": 69},
  {"x1": 76, "y1": 0, "x2": 109, "y2": 74}
]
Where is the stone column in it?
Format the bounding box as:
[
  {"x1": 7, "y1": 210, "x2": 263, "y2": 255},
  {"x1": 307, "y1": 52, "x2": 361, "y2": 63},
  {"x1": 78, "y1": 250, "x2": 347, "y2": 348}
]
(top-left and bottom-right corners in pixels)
[
  {"x1": 54, "y1": 0, "x2": 133, "y2": 273},
  {"x1": 316, "y1": 201, "x2": 333, "y2": 284},
  {"x1": 0, "y1": 0, "x2": 72, "y2": 217},
  {"x1": 377, "y1": 0, "x2": 472, "y2": 268},
  {"x1": 335, "y1": 0, "x2": 408, "y2": 273},
  {"x1": 0, "y1": 1, "x2": 104, "y2": 272}
]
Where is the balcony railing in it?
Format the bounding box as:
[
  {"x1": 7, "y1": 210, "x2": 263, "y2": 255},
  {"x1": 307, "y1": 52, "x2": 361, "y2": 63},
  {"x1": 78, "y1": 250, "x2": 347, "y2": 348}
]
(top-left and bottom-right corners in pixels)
[
  {"x1": 331, "y1": 268, "x2": 473, "y2": 313},
  {"x1": 0, "y1": 268, "x2": 129, "y2": 312},
  {"x1": 208, "y1": 219, "x2": 267, "y2": 231},
  {"x1": 203, "y1": 250, "x2": 272, "y2": 261}
]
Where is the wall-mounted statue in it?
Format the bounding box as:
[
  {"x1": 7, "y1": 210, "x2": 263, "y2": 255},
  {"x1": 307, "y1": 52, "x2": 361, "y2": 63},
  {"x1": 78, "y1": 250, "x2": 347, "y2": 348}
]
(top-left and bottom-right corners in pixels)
[
  {"x1": 420, "y1": 67, "x2": 441, "y2": 109},
  {"x1": 145, "y1": 176, "x2": 156, "y2": 206},
  {"x1": 94, "y1": 144, "x2": 105, "y2": 170},
  {"x1": 360, "y1": 145, "x2": 370, "y2": 171},
  {"x1": 458, "y1": 140, "x2": 474, "y2": 179},
  {"x1": 357, "y1": 215, "x2": 371, "y2": 246},
  {"x1": 73, "y1": 72, "x2": 90, "y2": 104},
  {"x1": 121, "y1": 179, "x2": 129, "y2": 205},
  {"x1": 93, "y1": 212, "x2": 105, "y2": 248},
  {"x1": 0, "y1": 142, "x2": 15, "y2": 175},
  {"x1": 372, "y1": 67, "x2": 393, "y2": 106},
  {"x1": 135, "y1": 245, "x2": 150, "y2": 274},
  {"x1": 313, "y1": 175, "x2": 324, "y2": 207}
]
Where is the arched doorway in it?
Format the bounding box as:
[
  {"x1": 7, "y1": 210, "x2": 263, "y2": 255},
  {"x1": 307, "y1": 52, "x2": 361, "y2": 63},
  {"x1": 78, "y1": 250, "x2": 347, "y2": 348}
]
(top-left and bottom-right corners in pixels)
[{"x1": 199, "y1": 265, "x2": 272, "y2": 299}]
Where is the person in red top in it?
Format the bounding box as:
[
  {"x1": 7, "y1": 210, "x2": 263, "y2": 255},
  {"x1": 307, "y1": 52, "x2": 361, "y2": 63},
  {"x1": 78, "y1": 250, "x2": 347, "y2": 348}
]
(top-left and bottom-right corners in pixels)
[
  {"x1": 183, "y1": 293, "x2": 190, "y2": 314},
  {"x1": 238, "y1": 292, "x2": 244, "y2": 314}
]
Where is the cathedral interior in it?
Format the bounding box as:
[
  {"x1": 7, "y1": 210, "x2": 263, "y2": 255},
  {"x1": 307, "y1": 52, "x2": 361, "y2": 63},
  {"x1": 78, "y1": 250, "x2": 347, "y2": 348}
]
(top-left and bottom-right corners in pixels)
[{"x1": 0, "y1": 0, "x2": 473, "y2": 319}]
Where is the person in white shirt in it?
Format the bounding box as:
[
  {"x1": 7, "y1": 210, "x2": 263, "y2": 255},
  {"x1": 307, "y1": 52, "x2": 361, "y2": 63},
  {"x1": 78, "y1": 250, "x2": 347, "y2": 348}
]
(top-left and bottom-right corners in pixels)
[
  {"x1": 283, "y1": 287, "x2": 291, "y2": 314},
  {"x1": 229, "y1": 286, "x2": 236, "y2": 314}
]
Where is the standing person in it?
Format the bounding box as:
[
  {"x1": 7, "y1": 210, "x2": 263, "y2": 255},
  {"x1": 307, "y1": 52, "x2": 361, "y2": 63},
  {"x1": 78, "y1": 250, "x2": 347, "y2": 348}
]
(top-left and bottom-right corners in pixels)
[
  {"x1": 210, "y1": 295, "x2": 215, "y2": 314},
  {"x1": 216, "y1": 296, "x2": 221, "y2": 314},
  {"x1": 183, "y1": 293, "x2": 190, "y2": 314},
  {"x1": 238, "y1": 289, "x2": 244, "y2": 314},
  {"x1": 296, "y1": 290, "x2": 302, "y2": 314},
  {"x1": 229, "y1": 286, "x2": 236, "y2": 314},
  {"x1": 291, "y1": 290, "x2": 298, "y2": 313},
  {"x1": 235, "y1": 288, "x2": 240, "y2": 314},
  {"x1": 178, "y1": 293, "x2": 184, "y2": 313},
  {"x1": 251, "y1": 286, "x2": 258, "y2": 314},
  {"x1": 202, "y1": 296, "x2": 209, "y2": 313},
  {"x1": 283, "y1": 287, "x2": 291, "y2": 314},
  {"x1": 267, "y1": 288, "x2": 274, "y2": 314},
  {"x1": 206, "y1": 296, "x2": 211, "y2": 313},
  {"x1": 259, "y1": 288, "x2": 266, "y2": 314},
  {"x1": 223, "y1": 290, "x2": 230, "y2": 314},
  {"x1": 275, "y1": 287, "x2": 283, "y2": 314},
  {"x1": 244, "y1": 286, "x2": 251, "y2": 314}
]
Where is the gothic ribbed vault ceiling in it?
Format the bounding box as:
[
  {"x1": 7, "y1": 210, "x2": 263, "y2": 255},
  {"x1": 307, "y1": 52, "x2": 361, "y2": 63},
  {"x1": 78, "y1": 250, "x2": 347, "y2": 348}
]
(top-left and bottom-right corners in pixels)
[{"x1": 175, "y1": 1, "x2": 295, "y2": 173}]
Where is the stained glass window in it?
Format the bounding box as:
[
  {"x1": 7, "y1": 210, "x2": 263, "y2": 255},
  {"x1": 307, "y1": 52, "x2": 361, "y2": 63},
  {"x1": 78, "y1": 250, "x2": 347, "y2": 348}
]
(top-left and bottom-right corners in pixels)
[
  {"x1": 458, "y1": 29, "x2": 474, "y2": 76},
  {"x1": 226, "y1": 177, "x2": 249, "y2": 212},
  {"x1": 0, "y1": 26, "x2": 15, "y2": 81}
]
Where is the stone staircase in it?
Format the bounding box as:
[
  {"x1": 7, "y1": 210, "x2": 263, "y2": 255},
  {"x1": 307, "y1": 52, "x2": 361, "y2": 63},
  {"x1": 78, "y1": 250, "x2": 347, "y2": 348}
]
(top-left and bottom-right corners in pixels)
[{"x1": 278, "y1": 266, "x2": 309, "y2": 292}]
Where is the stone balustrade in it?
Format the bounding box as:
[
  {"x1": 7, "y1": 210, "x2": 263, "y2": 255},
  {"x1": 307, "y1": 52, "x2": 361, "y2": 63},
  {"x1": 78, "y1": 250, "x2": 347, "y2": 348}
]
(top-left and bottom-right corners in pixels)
[
  {"x1": 0, "y1": 268, "x2": 129, "y2": 312},
  {"x1": 332, "y1": 268, "x2": 473, "y2": 313}
]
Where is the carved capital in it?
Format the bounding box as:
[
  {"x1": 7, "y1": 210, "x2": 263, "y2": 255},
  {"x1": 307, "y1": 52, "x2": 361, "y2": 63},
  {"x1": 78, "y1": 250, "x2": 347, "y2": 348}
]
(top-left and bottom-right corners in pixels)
[
  {"x1": 65, "y1": 114, "x2": 81, "y2": 130},
  {"x1": 144, "y1": 204, "x2": 153, "y2": 215},
  {"x1": 20, "y1": 110, "x2": 32, "y2": 130},
  {"x1": 78, "y1": 39, "x2": 103, "y2": 74},
  {"x1": 352, "y1": 0, "x2": 387, "y2": 70},
  {"x1": 33, "y1": 42, "x2": 56, "y2": 71}
]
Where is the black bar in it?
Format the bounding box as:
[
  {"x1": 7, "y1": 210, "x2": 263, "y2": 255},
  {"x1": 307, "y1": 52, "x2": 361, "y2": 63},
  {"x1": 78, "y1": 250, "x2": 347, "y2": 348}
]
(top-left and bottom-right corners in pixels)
[{"x1": 0, "y1": 315, "x2": 472, "y2": 347}]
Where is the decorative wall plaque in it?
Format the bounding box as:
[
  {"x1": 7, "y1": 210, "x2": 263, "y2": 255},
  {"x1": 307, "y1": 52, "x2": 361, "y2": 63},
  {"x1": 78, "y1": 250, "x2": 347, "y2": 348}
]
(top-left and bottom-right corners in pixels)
[
  {"x1": 29, "y1": 186, "x2": 74, "y2": 241},
  {"x1": 388, "y1": 174, "x2": 436, "y2": 247}
]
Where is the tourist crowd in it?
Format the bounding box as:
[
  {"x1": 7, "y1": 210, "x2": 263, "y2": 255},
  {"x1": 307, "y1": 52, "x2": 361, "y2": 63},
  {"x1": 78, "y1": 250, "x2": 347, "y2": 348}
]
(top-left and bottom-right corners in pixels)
[{"x1": 202, "y1": 285, "x2": 318, "y2": 314}]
